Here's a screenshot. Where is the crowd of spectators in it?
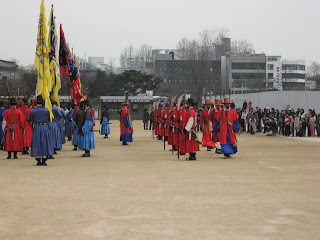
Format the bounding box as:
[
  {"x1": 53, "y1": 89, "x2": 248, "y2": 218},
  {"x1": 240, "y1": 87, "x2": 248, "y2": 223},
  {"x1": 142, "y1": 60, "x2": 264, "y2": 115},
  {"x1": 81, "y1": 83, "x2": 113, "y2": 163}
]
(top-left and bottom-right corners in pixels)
[{"x1": 236, "y1": 101, "x2": 320, "y2": 137}]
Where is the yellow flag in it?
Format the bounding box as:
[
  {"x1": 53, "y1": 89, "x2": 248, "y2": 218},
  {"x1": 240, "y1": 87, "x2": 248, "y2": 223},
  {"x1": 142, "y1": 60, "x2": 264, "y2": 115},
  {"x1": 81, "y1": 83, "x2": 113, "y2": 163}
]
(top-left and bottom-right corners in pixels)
[
  {"x1": 33, "y1": 0, "x2": 53, "y2": 120},
  {"x1": 48, "y1": 5, "x2": 61, "y2": 107}
]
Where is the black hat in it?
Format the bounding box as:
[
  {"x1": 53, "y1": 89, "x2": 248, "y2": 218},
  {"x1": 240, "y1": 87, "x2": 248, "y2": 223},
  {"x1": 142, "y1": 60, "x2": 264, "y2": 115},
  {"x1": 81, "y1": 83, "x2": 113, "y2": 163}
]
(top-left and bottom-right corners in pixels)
[
  {"x1": 187, "y1": 98, "x2": 194, "y2": 104},
  {"x1": 10, "y1": 98, "x2": 17, "y2": 105},
  {"x1": 80, "y1": 100, "x2": 85, "y2": 108},
  {"x1": 36, "y1": 95, "x2": 43, "y2": 104},
  {"x1": 0, "y1": 101, "x2": 4, "y2": 107},
  {"x1": 84, "y1": 100, "x2": 89, "y2": 106}
]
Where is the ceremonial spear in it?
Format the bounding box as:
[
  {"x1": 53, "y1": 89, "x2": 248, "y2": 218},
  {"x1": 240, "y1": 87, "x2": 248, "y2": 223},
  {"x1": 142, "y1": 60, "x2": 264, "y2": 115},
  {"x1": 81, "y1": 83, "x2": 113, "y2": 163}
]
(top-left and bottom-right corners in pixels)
[{"x1": 162, "y1": 97, "x2": 168, "y2": 150}]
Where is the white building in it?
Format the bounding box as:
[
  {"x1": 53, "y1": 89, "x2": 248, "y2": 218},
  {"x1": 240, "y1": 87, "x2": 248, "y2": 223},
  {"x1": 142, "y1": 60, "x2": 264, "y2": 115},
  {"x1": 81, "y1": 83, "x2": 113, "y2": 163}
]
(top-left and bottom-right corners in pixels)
[
  {"x1": 266, "y1": 56, "x2": 306, "y2": 91},
  {"x1": 266, "y1": 56, "x2": 282, "y2": 91},
  {"x1": 88, "y1": 57, "x2": 104, "y2": 69}
]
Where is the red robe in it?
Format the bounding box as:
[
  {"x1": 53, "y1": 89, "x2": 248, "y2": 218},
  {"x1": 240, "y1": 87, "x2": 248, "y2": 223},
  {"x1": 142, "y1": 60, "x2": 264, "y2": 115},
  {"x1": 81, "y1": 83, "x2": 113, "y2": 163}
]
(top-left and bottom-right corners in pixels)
[
  {"x1": 172, "y1": 106, "x2": 179, "y2": 147},
  {"x1": 154, "y1": 107, "x2": 158, "y2": 135},
  {"x1": 158, "y1": 108, "x2": 164, "y2": 137},
  {"x1": 120, "y1": 106, "x2": 134, "y2": 135},
  {"x1": 3, "y1": 107, "x2": 25, "y2": 152},
  {"x1": 22, "y1": 106, "x2": 33, "y2": 147},
  {"x1": 185, "y1": 107, "x2": 200, "y2": 153},
  {"x1": 164, "y1": 107, "x2": 170, "y2": 137},
  {"x1": 200, "y1": 108, "x2": 215, "y2": 148},
  {"x1": 178, "y1": 106, "x2": 187, "y2": 154},
  {"x1": 216, "y1": 108, "x2": 238, "y2": 145},
  {"x1": 209, "y1": 108, "x2": 220, "y2": 143}
]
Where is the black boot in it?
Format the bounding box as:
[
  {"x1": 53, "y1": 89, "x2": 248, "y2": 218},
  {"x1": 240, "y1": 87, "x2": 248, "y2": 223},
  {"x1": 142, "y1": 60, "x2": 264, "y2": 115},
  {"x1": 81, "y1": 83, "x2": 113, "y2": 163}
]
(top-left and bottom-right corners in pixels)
[
  {"x1": 122, "y1": 142, "x2": 128, "y2": 145},
  {"x1": 215, "y1": 148, "x2": 221, "y2": 154},
  {"x1": 7, "y1": 151, "x2": 12, "y2": 159},
  {"x1": 26, "y1": 147, "x2": 30, "y2": 154},
  {"x1": 41, "y1": 157, "x2": 47, "y2": 166},
  {"x1": 68, "y1": 137, "x2": 72, "y2": 141},
  {"x1": 207, "y1": 147, "x2": 212, "y2": 151},
  {"x1": 48, "y1": 155, "x2": 55, "y2": 159},
  {"x1": 73, "y1": 145, "x2": 78, "y2": 151},
  {"x1": 36, "y1": 158, "x2": 42, "y2": 166},
  {"x1": 54, "y1": 148, "x2": 58, "y2": 155},
  {"x1": 186, "y1": 152, "x2": 196, "y2": 161},
  {"x1": 13, "y1": 152, "x2": 18, "y2": 159},
  {"x1": 22, "y1": 148, "x2": 28, "y2": 155},
  {"x1": 223, "y1": 154, "x2": 231, "y2": 159},
  {"x1": 81, "y1": 150, "x2": 90, "y2": 157}
]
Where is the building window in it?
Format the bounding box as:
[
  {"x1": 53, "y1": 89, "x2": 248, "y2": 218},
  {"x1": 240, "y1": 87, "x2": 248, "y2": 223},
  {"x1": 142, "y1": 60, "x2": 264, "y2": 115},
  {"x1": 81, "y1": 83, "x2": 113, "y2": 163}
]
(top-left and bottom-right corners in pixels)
[
  {"x1": 268, "y1": 73, "x2": 274, "y2": 79},
  {"x1": 132, "y1": 104, "x2": 138, "y2": 113},
  {"x1": 268, "y1": 64, "x2": 274, "y2": 70},
  {"x1": 282, "y1": 64, "x2": 305, "y2": 71},
  {"x1": 232, "y1": 62, "x2": 266, "y2": 70}
]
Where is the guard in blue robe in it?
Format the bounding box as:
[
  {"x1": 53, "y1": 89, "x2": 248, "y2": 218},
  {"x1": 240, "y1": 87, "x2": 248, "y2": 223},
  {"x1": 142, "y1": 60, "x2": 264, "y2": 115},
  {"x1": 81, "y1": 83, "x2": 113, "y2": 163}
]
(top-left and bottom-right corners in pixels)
[
  {"x1": 100, "y1": 105, "x2": 110, "y2": 138},
  {"x1": 65, "y1": 103, "x2": 74, "y2": 141},
  {"x1": 52, "y1": 102, "x2": 65, "y2": 146},
  {"x1": 28, "y1": 96, "x2": 54, "y2": 166},
  {"x1": 74, "y1": 100, "x2": 95, "y2": 157},
  {"x1": 0, "y1": 101, "x2": 6, "y2": 150},
  {"x1": 50, "y1": 102, "x2": 63, "y2": 154}
]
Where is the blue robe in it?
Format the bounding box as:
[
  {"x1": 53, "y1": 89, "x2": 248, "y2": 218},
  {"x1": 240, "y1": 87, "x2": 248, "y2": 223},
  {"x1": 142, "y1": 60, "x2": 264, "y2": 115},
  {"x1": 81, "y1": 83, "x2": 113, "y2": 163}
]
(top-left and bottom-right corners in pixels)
[
  {"x1": 28, "y1": 106, "x2": 54, "y2": 157},
  {"x1": 0, "y1": 107, "x2": 6, "y2": 144},
  {"x1": 52, "y1": 106, "x2": 64, "y2": 148},
  {"x1": 78, "y1": 108, "x2": 95, "y2": 150},
  {"x1": 71, "y1": 120, "x2": 79, "y2": 146},
  {"x1": 100, "y1": 116, "x2": 110, "y2": 135},
  {"x1": 65, "y1": 109, "x2": 74, "y2": 138},
  {"x1": 214, "y1": 119, "x2": 239, "y2": 154},
  {"x1": 120, "y1": 115, "x2": 133, "y2": 142}
]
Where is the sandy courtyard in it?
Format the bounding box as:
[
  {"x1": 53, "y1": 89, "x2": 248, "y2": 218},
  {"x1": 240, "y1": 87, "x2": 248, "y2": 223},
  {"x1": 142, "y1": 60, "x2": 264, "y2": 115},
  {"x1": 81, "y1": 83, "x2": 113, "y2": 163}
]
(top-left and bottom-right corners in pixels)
[{"x1": 0, "y1": 120, "x2": 319, "y2": 240}]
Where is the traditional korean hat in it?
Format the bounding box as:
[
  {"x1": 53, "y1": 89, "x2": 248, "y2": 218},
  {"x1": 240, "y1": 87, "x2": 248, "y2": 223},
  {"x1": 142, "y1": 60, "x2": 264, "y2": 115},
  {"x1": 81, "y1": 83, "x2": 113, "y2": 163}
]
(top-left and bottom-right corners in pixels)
[
  {"x1": 214, "y1": 99, "x2": 223, "y2": 106},
  {"x1": 204, "y1": 99, "x2": 212, "y2": 105},
  {"x1": 223, "y1": 98, "x2": 232, "y2": 104},
  {"x1": 10, "y1": 98, "x2": 17, "y2": 105},
  {"x1": 122, "y1": 100, "x2": 130, "y2": 105},
  {"x1": 36, "y1": 95, "x2": 43, "y2": 104}
]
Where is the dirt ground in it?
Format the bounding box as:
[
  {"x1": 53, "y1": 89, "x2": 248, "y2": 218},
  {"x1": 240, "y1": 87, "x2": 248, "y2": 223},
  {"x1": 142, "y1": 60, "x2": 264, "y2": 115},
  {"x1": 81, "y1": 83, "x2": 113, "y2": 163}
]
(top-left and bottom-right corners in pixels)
[{"x1": 0, "y1": 120, "x2": 319, "y2": 240}]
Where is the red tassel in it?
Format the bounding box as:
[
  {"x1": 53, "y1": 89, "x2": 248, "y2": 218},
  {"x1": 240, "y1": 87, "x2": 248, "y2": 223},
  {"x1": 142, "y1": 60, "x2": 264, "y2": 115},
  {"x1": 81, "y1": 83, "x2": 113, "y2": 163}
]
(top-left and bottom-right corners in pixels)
[
  {"x1": 21, "y1": 101, "x2": 25, "y2": 110},
  {"x1": 17, "y1": 103, "x2": 20, "y2": 109},
  {"x1": 32, "y1": 100, "x2": 35, "y2": 109}
]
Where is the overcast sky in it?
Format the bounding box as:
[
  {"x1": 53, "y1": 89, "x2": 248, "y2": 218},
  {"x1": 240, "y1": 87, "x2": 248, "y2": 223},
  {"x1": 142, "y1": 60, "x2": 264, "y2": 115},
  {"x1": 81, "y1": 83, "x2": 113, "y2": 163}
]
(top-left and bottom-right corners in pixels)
[{"x1": 0, "y1": 0, "x2": 319, "y2": 66}]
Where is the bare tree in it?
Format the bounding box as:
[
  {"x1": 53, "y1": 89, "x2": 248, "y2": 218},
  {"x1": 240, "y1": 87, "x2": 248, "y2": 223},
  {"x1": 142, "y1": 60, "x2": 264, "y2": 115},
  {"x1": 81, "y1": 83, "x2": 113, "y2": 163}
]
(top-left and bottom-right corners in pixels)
[
  {"x1": 231, "y1": 40, "x2": 255, "y2": 54},
  {"x1": 121, "y1": 45, "x2": 136, "y2": 68},
  {"x1": 137, "y1": 44, "x2": 153, "y2": 68},
  {"x1": 176, "y1": 38, "x2": 199, "y2": 60},
  {"x1": 307, "y1": 61, "x2": 320, "y2": 77}
]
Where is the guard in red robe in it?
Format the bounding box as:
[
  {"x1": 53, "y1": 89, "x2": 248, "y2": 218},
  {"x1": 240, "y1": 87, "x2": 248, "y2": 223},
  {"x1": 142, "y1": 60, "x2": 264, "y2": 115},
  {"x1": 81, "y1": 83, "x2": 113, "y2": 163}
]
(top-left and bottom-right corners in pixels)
[
  {"x1": 214, "y1": 98, "x2": 239, "y2": 159},
  {"x1": 2, "y1": 98, "x2": 26, "y2": 159},
  {"x1": 164, "y1": 103, "x2": 170, "y2": 141},
  {"x1": 120, "y1": 100, "x2": 134, "y2": 145},
  {"x1": 178, "y1": 102, "x2": 187, "y2": 155},
  {"x1": 21, "y1": 99, "x2": 33, "y2": 155},
  {"x1": 153, "y1": 106, "x2": 158, "y2": 137},
  {"x1": 184, "y1": 98, "x2": 200, "y2": 160},
  {"x1": 158, "y1": 105, "x2": 164, "y2": 139},
  {"x1": 171, "y1": 102, "x2": 179, "y2": 151},
  {"x1": 209, "y1": 99, "x2": 223, "y2": 154},
  {"x1": 200, "y1": 99, "x2": 215, "y2": 151}
]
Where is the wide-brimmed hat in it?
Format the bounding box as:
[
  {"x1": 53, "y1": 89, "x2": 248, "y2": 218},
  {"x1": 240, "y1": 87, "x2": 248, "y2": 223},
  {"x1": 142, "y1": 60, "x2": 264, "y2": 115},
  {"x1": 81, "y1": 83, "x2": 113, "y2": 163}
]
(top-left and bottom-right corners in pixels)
[
  {"x1": 204, "y1": 99, "x2": 212, "y2": 105},
  {"x1": 36, "y1": 95, "x2": 43, "y2": 104},
  {"x1": 223, "y1": 98, "x2": 232, "y2": 104},
  {"x1": 122, "y1": 100, "x2": 130, "y2": 105},
  {"x1": 214, "y1": 99, "x2": 223, "y2": 106},
  {"x1": 10, "y1": 98, "x2": 17, "y2": 105}
]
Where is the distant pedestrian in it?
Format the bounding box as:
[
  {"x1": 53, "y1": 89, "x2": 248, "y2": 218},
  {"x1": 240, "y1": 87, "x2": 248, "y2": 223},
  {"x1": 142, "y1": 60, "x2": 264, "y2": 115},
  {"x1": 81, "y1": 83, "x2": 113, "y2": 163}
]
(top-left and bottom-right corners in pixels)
[{"x1": 143, "y1": 109, "x2": 149, "y2": 130}]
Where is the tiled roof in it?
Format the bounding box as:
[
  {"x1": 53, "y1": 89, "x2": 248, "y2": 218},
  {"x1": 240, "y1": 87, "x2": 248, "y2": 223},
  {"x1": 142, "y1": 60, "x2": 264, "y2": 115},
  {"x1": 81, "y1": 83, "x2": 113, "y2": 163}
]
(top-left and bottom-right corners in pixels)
[{"x1": 0, "y1": 59, "x2": 18, "y2": 70}]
